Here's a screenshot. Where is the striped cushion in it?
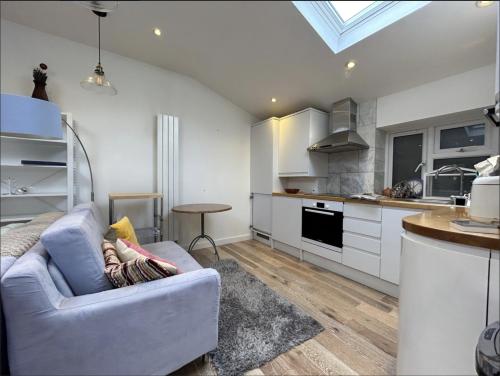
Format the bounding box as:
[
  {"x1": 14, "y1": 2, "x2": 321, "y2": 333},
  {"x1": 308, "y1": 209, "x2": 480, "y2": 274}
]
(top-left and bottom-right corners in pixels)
[{"x1": 102, "y1": 241, "x2": 178, "y2": 288}]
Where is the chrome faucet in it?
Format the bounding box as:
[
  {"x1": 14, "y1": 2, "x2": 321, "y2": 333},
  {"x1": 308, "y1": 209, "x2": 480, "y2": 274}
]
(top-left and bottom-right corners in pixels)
[{"x1": 428, "y1": 165, "x2": 476, "y2": 196}]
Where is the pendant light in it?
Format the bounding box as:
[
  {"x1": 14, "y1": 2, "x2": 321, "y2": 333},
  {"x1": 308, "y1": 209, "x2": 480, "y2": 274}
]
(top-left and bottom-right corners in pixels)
[{"x1": 80, "y1": 11, "x2": 117, "y2": 95}]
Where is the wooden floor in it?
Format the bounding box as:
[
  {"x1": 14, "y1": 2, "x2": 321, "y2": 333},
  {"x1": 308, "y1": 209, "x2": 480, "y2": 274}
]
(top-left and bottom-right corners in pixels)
[{"x1": 173, "y1": 240, "x2": 399, "y2": 376}]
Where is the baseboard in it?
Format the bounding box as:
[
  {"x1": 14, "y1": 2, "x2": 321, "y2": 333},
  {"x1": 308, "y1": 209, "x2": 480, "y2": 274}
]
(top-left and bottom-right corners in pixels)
[
  {"x1": 181, "y1": 233, "x2": 252, "y2": 251},
  {"x1": 272, "y1": 240, "x2": 302, "y2": 259}
]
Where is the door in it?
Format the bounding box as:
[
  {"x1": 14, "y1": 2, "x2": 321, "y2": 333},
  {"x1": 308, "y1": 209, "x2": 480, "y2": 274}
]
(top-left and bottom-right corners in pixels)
[
  {"x1": 301, "y1": 207, "x2": 343, "y2": 248},
  {"x1": 252, "y1": 193, "x2": 272, "y2": 234},
  {"x1": 380, "y1": 207, "x2": 420, "y2": 284},
  {"x1": 251, "y1": 119, "x2": 275, "y2": 194},
  {"x1": 279, "y1": 111, "x2": 310, "y2": 176},
  {"x1": 272, "y1": 196, "x2": 302, "y2": 248},
  {"x1": 388, "y1": 130, "x2": 426, "y2": 188}
]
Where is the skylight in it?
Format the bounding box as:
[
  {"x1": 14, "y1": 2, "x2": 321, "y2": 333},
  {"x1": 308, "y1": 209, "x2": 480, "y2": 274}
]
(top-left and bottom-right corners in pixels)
[
  {"x1": 331, "y1": 1, "x2": 377, "y2": 22},
  {"x1": 293, "y1": 1, "x2": 430, "y2": 54}
]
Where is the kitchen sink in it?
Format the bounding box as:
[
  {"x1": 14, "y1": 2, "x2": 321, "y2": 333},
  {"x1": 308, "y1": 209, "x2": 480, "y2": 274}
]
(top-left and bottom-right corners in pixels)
[{"x1": 397, "y1": 198, "x2": 452, "y2": 205}]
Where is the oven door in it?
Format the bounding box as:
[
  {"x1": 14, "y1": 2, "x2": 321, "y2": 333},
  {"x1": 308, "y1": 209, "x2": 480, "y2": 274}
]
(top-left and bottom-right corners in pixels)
[{"x1": 302, "y1": 207, "x2": 343, "y2": 249}]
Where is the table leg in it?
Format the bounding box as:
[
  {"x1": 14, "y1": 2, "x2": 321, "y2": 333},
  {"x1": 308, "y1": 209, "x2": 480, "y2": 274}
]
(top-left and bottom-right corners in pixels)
[{"x1": 186, "y1": 213, "x2": 220, "y2": 261}]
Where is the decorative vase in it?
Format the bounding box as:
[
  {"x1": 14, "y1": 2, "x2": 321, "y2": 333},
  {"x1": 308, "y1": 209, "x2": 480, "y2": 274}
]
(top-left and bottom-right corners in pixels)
[
  {"x1": 32, "y1": 83, "x2": 48, "y2": 101},
  {"x1": 31, "y1": 63, "x2": 49, "y2": 101}
]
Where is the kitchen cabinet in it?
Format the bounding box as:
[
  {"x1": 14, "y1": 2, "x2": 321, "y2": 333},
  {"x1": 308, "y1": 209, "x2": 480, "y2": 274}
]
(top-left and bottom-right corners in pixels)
[
  {"x1": 272, "y1": 196, "x2": 301, "y2": 249},
  {"x1": 251, "y1": 117, "x2": 281, "y2": 194},
  {"x1": 488, "y1": 251, "x2": 499, "y2": 325},
  {"x1": 398, "y1": 232, "x2": 491, "y2": 375},
  {"x1": 278, "y1": 108, "x2": 329, "y2": 177},
  {"x1": 252, "y1": 193, "x2": 272, "y2": 235},
  {"x1": 380, "y1": 207, "x2": 421, "y2": 284}
]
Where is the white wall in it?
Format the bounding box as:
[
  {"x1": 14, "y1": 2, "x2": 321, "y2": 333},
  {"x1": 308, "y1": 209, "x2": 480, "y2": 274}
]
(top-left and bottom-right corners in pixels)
[
  {"x1": 1, "y1": 20, "x2": 255, "y2": 248},
  {"x1": 377, "y1": 64, "x2": 496, "y2": 129}
]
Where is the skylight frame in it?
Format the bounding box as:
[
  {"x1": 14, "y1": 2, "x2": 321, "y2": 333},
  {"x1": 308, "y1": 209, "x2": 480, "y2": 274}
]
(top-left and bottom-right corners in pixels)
[
  {"x1": 293, "y1": 1, "x2": 430, "y2": 54},
  {"x1": 330, "y1": 1, "x2": 383, "y2": 26}
]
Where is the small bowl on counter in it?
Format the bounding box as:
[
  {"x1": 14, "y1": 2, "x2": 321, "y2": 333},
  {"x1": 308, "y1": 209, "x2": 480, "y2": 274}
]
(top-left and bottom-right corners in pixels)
[{"x1": 284, "y1": 188, "x2": 300, "y2": 194}]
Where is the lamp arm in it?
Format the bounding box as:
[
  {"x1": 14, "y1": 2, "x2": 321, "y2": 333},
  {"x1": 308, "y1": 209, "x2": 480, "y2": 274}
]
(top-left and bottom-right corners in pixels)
[{"x1": 62, "y1": 118, "x2": 95, "y2": 202}]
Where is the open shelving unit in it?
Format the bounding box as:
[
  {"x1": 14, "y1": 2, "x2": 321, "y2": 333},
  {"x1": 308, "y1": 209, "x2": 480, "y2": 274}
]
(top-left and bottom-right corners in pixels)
[{"x1": 0, "y1": 113, "x2": 75, "y2": 224}]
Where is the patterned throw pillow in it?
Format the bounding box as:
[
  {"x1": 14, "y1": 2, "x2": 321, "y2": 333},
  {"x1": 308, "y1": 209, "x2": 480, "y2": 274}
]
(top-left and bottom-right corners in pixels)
[
  {"x1": 102, "y1": 241, "x2": 178, "y2": 288},
  {"x1": 115, "y1": 238, "x2": 179, "y2": 268}
]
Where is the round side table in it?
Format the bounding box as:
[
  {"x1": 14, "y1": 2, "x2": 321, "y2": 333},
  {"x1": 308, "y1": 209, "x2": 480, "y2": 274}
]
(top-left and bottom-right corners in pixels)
[{"x1": 172, "y1": 203, "x2": 232, "y2": 260}]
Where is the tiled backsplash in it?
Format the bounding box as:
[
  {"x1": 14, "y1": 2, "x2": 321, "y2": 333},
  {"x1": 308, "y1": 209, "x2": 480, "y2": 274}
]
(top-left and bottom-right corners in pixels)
[
  {"x1": 284, "y1": 99, "x2": 386, "y2": 195},
  {"x1": 327, "y1": 100, "x2": 386, "y2": 194}
]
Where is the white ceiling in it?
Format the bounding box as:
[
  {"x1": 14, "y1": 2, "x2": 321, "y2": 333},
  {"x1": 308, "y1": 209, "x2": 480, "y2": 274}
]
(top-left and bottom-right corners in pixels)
[{"x1": 1, "y1": 1, "x2": 497, "y2": 119}]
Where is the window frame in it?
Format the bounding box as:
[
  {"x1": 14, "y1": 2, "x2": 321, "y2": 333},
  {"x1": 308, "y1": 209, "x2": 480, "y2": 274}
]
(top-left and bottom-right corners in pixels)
[
  {"x1": 386, "y1": 119, "x2": 498, "y2": 199},
  {"x1": 386, "y1": 128, "x2": 427, "y2": 188},
  {"x1": 432, "y1": 120, "x2": 493, "y2": 155}
]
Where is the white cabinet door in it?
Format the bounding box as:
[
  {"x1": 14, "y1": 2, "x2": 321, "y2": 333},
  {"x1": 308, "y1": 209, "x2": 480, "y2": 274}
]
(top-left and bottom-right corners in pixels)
[
  {"x1": 398, "y1": 233, "x2": 490, "y2": 375},
  {"x1": 252, "y1": 193, "x2": 272, "y2": 234},
  {"x1": 251, "y1": 119, "x2": 277, "y2": 194},
  {"x1": 380, "y1": 207, "x2": 421, "y2": 284},
  {"x1": 279, "y1": 111, "x2": 310, "y2": 176},
  {"x1": 272, "y1": 196, "x2": 302, "y2": 249},
  {"x1": 488, "y1": 251, "x2": 499, "y2": 325}
]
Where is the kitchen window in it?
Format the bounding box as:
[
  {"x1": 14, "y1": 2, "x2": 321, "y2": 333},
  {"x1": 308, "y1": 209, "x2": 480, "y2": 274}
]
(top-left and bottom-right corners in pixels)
[{"x1": 387, "y1": 120, "x2": 497, "y2": 198}]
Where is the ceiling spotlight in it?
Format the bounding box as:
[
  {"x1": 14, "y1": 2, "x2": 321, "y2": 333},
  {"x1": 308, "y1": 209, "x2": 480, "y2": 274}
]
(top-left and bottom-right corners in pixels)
[
  {"x1": 271, "y1": 98, "x2": 277, "y2": 103},
  {"x1": 345, "y1": 60, "x2": 357, "y2": 70},
  {"x1": 475, "y1": 1, "x2": 494, "y2": 7},
  {"x1": 153, "y1": 28, "x2": 162, "y2": 37}
]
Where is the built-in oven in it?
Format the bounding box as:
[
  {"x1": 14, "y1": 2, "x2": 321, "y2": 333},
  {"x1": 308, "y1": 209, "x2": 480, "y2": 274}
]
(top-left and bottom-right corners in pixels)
[{"x1": 301, "y1": 199, "x2": 343, "y2": 252}]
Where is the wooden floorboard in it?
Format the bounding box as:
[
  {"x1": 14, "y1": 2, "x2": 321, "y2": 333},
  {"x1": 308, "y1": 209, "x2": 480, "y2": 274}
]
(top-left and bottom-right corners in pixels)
[{"x1": 172, "y1": 240, "x2": 398, "y2": 375}]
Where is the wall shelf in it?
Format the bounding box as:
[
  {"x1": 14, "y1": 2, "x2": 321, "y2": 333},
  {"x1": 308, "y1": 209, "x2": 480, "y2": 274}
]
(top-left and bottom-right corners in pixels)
[
  {"x1": 0, "y1": 113, "x2": 75, "y2": 222},
  {"x1": 1, "y1": 163, "x2": 67, "y2": 169},
  {"x1": 1, "y1": 193, "x2": 67, "y2": 198},
  {"x1": 0, "y1": 135, "x2": 66, "y2": 145}
]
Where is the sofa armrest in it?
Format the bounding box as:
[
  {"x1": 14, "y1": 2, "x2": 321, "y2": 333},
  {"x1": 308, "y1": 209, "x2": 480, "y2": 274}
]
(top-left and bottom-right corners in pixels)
[{"x1": 8, "y1": 269, "x2": 221, "y2": 376}]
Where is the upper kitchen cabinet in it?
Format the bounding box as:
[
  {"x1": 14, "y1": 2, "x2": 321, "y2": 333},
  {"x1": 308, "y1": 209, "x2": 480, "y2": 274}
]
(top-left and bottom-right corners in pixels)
[
  {"x1": 251, "y1": 117, "x2": 281, "y2": 194},
  {"x1": 278, "y1": 108, "x2": 329, "y2": 177}
]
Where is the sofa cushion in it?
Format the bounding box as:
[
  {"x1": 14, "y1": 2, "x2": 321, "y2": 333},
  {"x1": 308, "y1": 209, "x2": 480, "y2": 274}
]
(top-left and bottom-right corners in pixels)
[
  {"x1": 102, "y1": 241, "x2": 177, "y2": 288},
  {"x1": 71, "y1": 202, "x2": 106, "y2": 235},
  {"x1": 142, "y1": 241, "x2": 202, "y2": 273},
  {"x1": 41, "y1": 209, "x2": 112, "y2": 295},
  {"x1": 47, "y1": 259, "x2": 74, "y2": 297}
]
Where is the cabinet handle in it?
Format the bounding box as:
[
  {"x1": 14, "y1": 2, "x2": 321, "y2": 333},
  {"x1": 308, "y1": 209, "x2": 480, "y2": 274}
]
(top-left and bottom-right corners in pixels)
[{"x1": 304, "y1": 209, "x2": 335, "y2": 216}]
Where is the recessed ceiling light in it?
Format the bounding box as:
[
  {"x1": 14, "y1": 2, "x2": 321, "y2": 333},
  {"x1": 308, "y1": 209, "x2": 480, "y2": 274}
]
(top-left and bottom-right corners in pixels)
[
  {"x1": 153, "y1": 28, "x2": 162, "y2": 36},
  {"x1": 345, "y1": 60, "x2": 357, "y2": 70},
  {"x1": 271, "y1": 98, "x2": 277, "y2": 103},
  {"x1": 475, "y1": 1, "x2": 494, "y2": 7}
]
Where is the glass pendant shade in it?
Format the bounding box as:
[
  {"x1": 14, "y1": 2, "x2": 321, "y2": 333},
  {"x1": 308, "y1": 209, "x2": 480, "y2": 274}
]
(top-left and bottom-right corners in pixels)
[
  {"x1": 80, "y1": 64, "x2": 117, "y2": 95},
  {"x1": 81, "y1": 12, "x2": 117, "y2": 95}
]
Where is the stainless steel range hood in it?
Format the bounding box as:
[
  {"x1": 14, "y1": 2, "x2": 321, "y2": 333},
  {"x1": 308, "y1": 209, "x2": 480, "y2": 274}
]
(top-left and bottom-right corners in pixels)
[{"x1": 308, "y1": 98, "x2": 369, "y2": 153}]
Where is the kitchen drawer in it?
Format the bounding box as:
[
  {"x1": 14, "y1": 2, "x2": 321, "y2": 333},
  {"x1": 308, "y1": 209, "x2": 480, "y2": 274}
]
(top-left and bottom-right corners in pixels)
[
  {"x1": 344, "y1": 203, "x2": 382, "y2": 221},
  {"x1": 302, "y1": 240, "x2": 342, "y2": 263},
  {"x1": 342, "y1": 246, "x2": 380, "y2": 277},
  {"x1": 343, "y1": 218, "x2": 381, "y2": 238},
  {"x1": 343, "y1": 232, "x2": 381, "y2": 254}
]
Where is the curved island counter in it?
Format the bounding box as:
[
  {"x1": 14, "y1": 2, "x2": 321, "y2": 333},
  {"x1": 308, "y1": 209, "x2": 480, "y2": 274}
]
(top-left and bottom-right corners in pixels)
[{"x1": 398, "y1": 207, "x2": 499, "y2": 375}]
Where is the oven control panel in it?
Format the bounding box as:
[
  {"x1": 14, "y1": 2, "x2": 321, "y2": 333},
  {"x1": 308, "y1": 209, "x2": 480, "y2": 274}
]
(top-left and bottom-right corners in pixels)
[{"x1": 302, "y1": 199, "x2": 343, "y2": 212}]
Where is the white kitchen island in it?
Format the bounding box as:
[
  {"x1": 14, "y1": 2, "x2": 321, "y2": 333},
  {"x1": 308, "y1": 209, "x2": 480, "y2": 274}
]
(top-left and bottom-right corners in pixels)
[{"x1": 398, "y1": 208, "x2": 499, "y2": 375}]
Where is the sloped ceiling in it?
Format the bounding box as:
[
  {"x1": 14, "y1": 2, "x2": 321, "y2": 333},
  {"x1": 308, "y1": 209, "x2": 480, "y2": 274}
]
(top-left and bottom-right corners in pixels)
[{"x1": 1, "y1": 1, "x2": 497, "y2": 119}]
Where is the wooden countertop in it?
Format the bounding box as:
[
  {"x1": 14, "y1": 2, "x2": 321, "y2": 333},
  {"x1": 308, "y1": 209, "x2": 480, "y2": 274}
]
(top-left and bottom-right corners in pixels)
[
  {"x1": 402, "y1": 207, "x2": 500, "y2": 250},
  {"x1": 272, "y1": 192, "x2": 499, "y2": 250},
  {"x1": 109, "y1": 192, "x2": 162, "y2": 200},
  {"x1": 272, "y1": 192, "x2": 450, "y2": 210}
]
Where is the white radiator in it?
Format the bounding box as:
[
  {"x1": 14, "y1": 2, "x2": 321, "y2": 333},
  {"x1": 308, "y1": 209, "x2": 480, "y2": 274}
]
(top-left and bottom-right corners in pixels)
[{"x1": 157, "y1": 114, "x2": 179, "y2": 241}]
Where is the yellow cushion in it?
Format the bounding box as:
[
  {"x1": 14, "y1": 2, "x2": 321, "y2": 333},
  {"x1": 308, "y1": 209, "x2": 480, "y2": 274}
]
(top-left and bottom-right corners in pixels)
[{"x1": 110, "y1": 216, "x2": 139, "y2": 245}]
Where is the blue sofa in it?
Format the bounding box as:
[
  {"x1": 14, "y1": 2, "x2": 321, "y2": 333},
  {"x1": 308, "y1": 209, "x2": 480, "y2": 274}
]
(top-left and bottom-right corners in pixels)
[{"x1": 0, "y1": 203, "x2": 221, "y2": 375}]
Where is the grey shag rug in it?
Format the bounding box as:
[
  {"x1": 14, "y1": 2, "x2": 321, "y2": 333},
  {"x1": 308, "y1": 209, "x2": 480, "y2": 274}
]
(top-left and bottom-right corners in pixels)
[{"x1": 209, "y1": 259, "x2": 324, "y2": 376}]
